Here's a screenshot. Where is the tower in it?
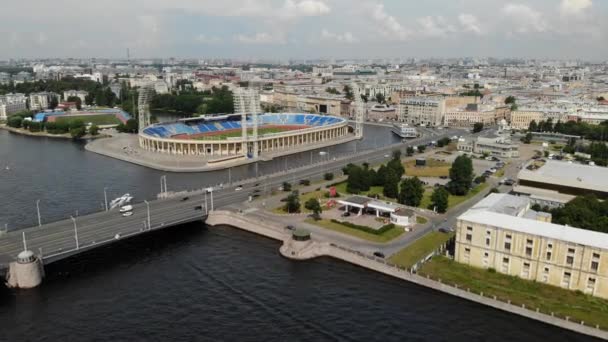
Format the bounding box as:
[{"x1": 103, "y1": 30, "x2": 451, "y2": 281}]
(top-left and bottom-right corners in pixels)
[
  {"x1": 352, "y1": 82, "x2": 364, "y2": 139},
  {"x1": 234, "y1": 88, "x2": 261, "y2": 158},
  {"x1": 137, "y1": 83, "x2": 154, "y2": 133}
]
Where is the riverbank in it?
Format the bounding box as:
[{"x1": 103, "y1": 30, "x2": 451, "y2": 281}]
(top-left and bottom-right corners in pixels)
[
  {"x1": 0, "y1": 125, "x2": 108, "y2": 140},
  {"x1": 206, "y1": 209, "x2": 608, "y2": 340}
]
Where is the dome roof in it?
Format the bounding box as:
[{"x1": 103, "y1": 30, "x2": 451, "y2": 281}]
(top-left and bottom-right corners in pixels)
[{"x1": 17, "y1": 250, "x2": 35, "y2": 262}]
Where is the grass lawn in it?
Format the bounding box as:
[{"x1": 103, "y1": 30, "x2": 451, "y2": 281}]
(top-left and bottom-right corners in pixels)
[
  {"x1": 419, "y1": 256, "x2": 608, "y2": 330},
  {"x1": 388, "y1": 231, "x2": 453, "y2": 268},
  {"x1": 56, "y1": 114, "x2": 121, "y2": 126},
  {"x1": 419, "y1": 183, "x2": 489, "y2": 210},
  {"x1": 195, "y1": 127, "x2": 291, "y2": 140},
  {"x1": 304, "y1": 218, "x2": 405, "y2": 243},
  {"x1": 416, "y1": 216, "x2": 428, "y2": 224},
  {"x1": 404, "y1": 159, "x2": 451, "y2": 177}
]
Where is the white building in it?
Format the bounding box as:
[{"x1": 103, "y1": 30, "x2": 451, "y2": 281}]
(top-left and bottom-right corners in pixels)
[
  {"x1": 63, "y1": 90, "x2": 88, "y2": 103},
  {"x1": 457, "y1": 135, "x2": 520, "y2": 158},
  {"x1": 29, "y1": 92, "x2": 58, "y2": 111},
  {"x1": 399, "y1": 97, "x2": 446, "y2": 127},
  {"x1": 0, "y1": 93, "x2": 27, "y2": 120}
]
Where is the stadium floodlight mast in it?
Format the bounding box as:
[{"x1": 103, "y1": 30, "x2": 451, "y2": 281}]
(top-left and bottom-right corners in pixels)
[
  {"x1": 138, "y1": 83, "x2": 154, "y2": 133},
  {"x1": 352, "y1": 82, "x2": 365, "y2": 139},
  {"x1": 233, "y1": 88, "x2": 262, "y2": 158}
]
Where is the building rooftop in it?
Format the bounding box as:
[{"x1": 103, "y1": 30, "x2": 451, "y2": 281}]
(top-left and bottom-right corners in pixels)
[
  {"x1": 460, "y1": 194, "x2": 608, "y2": 251},
  {"x1": 518, "y1": 160, "x2": 608, "y2": 194}
]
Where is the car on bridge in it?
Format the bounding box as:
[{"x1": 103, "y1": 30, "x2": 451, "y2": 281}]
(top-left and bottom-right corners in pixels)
[
  {"x1": 119, "y1": 205, "x2": 133, "y2": 213},
  {"x1": 122, "y1": 211, "x2": 133, "y2": 217}
]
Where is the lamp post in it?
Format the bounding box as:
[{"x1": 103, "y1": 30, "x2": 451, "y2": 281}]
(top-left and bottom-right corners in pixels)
[
  {"x1": 144, "y1": 200, "x2": 151, "y2": 229},
  {"x1": 103, "y1": 187, "x2": 108, "y2": 211},
  {"x1": 36, "y1": 199, "x2": 41, "y2": 227},
  {"x1": 70, "y1": 216, "x2": 79, "y2": 250}
]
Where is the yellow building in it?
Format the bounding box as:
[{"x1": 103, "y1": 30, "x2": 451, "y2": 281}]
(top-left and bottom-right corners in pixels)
[
  {"x1": 455, "y1": 194, "x2": 608, "y2": 299},
  {"x1": 510, "y1": 110, "x2": 543, "y2": 130}
]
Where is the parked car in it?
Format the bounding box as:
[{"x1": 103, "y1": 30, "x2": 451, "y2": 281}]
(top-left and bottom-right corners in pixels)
[
  {"x1": 285, "y1": 225, "x2": 295, "y2": 231},
  {"x1": 194, "y1": 205, "x2": 203, "y2": 211},
  {"x1": 181, "y1": 197, "x2": 189, "y2": 202},
  {"x1": 342, "y1": 212, "x2": 351, "y2": 217},
  {"x1": 504, "y1": 179, "x2": 515, "y2": 186},
  {"x1": 438, "y1": 227, "x2": 454, "y2": 233},
  {"x1": 373, "y1": 251, "x2": 385, "y2": 258},
  {"x1": 235, "y1": 186, "x2": 243, "y2": 191},
  {"x1": 439, "y1": 175, "x2": 448, "y2": 179},
  {"x1": 122, "y1": 211, "x2": 133, "y2": 217}
]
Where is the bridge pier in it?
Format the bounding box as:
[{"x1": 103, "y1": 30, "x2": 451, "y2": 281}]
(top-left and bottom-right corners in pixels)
[{"x1": 6, "y1": 250, "x2": 44, "y2": 289}]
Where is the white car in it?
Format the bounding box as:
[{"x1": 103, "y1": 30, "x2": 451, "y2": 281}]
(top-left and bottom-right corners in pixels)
[
  {"x1": 122, "y1": 211, "x2": 133, "y2": 217},
  {"x1": 119, "y1": 205, "x2": 133, "y2": 213},
  {"x1": 235, "y1": 186, "x2": 243, "y2": 191}
]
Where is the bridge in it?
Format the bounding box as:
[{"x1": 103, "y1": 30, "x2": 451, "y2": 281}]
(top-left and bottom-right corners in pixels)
[{"x1": 0, "y1": 128, "x2": 463, "y2": 282}]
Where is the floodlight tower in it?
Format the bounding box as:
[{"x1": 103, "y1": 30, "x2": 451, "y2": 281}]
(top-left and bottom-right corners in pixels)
[
  {"x1": 352, "y1": 82, "x2": 364, "y2": 139},
  {"x1": 138, "y1": 83, "x2": 154, "y2": 133},
  {"x1": 234, "y1": 88, "x2": 249, "y2": 157}
]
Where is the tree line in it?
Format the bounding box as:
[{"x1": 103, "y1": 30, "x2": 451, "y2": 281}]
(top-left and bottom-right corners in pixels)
[
  {"x1": 150, "y1": 85, "x2": 234, "y2": 115},
  {"x1": 528, "y1": 118, "x2": 608, "y2": 141},
  {"x1": 547, "y1": 195, "x2": 608, "y2": 233}
]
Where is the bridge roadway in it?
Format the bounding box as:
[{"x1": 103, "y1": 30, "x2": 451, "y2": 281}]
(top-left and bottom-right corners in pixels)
[{"x1": 0, "y1": 127, "x2": 465, "y2": 273}]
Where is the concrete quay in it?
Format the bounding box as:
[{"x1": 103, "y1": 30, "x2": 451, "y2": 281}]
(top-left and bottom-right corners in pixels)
[{"x1": 206, "y1": 210, "x2": 608, "y2": 341}]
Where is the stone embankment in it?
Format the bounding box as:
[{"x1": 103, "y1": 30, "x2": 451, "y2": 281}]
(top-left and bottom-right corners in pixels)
[{"x1": 206, "y1": 210, "x2": 608, "y2": 340}]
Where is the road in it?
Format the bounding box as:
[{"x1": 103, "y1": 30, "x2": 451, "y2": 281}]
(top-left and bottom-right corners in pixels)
[{"x1": 0, "y1": 126, "x2": 467, "y2": 271}]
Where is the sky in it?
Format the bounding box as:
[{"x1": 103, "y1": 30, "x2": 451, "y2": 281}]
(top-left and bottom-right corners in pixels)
[{"x1": 1, "y1": 0, "x2": 607, "y2": 60}]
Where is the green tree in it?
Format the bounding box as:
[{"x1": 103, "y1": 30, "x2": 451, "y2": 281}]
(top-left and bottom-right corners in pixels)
[
  {"x1": 360, "y1": 94, "x2": 369, "y2": 103},
  {"x1": 67, "y1": 96, "x2": 82, "y2": 110},
  {"x1": 49, "y1": 96, "x2": 58, "y2": 110},
  {"x1": 431, "y1": 187, "x2": 449, "y2": 213},
  {"x1": 324, "y1": 172, "x2": 334, "y2": 181},
  {"x1": 447, "y1": 155, "x2": 473, "y2": 196},
  {"x1": 7, "y1": 116, "x2": 23, "y2": 128},
  {"x1": 383, "y1": 168, "x2": 400, "y2": 199},
  {"x1": 375, "y1": 93, "x2": 385, "y2": 104},
  {"x1": 398, "y1": 177, "x2": 425, "y2": 207},
  {"x1": 282, "y1": 182, "x2": 292, "y2": 192},
  {"x1": 343, "y1": 85, "x2": 354, "y2": 101},
  {"x1": 406, "y1": 146, "x2": 415, "y2": 156},
  {"x1": 325, "y1": 87, "x2": 341, "y2": 95},
  {"x1": 417, "y1": 145, "x2": 426, "y2": 153},
  {"x1": 522, "y1": 132, "x2": 533, "y2": 144},
  {"x1": 304, "y1": 198, "x2": 322, "y2": 220},
  {"x1": 89, "y1": 125, "x2": 99, "y2": 136},
  {"x1": 505, "y1": 96, "x2": 516, "y2": 104},
  {"x1": 528, "y1": 120, "x2": 538, "y2": 132},
  {"x1": 70, "y1": 126, "x2": 86, "y2": 139},
  {"x1": 473, "y1": 122, "x2": 484, "y2": 133},
  {"x1": 284, "y1": 191, "x2": 301, "y2": 213}
]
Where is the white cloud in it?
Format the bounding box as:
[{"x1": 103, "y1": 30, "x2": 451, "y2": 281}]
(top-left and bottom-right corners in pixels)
[
  {"x1": 560, "y1": 0, "x2": 592, "y2": 16},
  {"x1": 320, "y1": 29, "x2": 357, "y2": 43},
  {"x1": 195, "y1": 34, "x2": 221, "y2": 44},
  {"x1": 282, "y1": 0, "x2": 331, "y2": 16},
  {"x1": 416, "y1": 16, "x2": 456, "y2": 38},
  {"x1": 502, "y1": 3, "x2": 549, "y2": 34},
  {"x1": 370, "y1": 3, "x2": 411, "y2": 41},
  {"x1": 235, "y1": 32, "x2": 286, "y2": 44},
  {"x1": 458, "y1": 14, "x2": 482, "y2": 35}
]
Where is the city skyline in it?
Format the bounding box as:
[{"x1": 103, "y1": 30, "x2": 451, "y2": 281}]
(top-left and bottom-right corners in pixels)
[{"x1": 2, "y1": 0, "x2": 607, "y2": 60}]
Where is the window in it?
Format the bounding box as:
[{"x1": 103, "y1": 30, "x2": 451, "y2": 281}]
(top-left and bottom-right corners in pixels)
[
  {"x1": 587, "y1": 277, "x2": 596, "y2": 293},
  {"x1": 591, "y1": 253, "x2": 600, "y2": 272},
  {"x1": 547, "y1": 243, "x2": 553, "y2": 249},
  {"x1": 483, "y1": 252, "x2": 489, "y2": 266},
  {"x1": 542, "y1": 266, "x2": 549, "y2": 283},
  {"x1": 568, "y1": 248, "x2": 575, "y2": 254},
  {"x1": 522, "y1": 262, "x2": 530, "y2": 278},
  {"x1": 562, "y1": 272, "x2": 571, "y2": 288},
  {"x1": 525, "y1": 247, "x2": 533, "y2": 257},
  {"x1": 501, "y1": 257, "x2": 510, "y2": 273},
  {"x1": 504, "y1": 234, "x2": 512, "y2": 251},
  {"x1": 464, "y1": 247, "x2": 471, "y2": 261},
  {"x1": 566, "y1": 256, "x2": 574, "y2": 265},
  {"x1": 485, "y1": 238, "x2": 491, "y2": 247},
  {"x1": 465, "y1": 226, "x2": 472, "y2": 242}
]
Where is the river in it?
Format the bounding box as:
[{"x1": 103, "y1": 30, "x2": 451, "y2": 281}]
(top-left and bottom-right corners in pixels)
[{"x1": 0, "y1": 129, "x2": 595, "y2": 341}]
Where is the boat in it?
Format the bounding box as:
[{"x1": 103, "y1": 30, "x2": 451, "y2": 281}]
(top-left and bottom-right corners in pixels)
[
  {"x1": 391, "y1": 123, "x2": 418, "y2": 138},
  {"x1": 110, "y1": 194, "x2": 133, "y2": 209}
]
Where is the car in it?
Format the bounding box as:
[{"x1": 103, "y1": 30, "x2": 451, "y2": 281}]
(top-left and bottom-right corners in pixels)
[
  {"x1": 489, "y1": 168, "x2": 497, "y2": 173},
  {"x1": 119, "y1": 205, "x2": 133, "y2": 213},
  {"x1": 384, "y1": 154, "x2": 390, "y2": 158},
  {"x1": 438, "y1": 227, "x2": 454, "y2": 233},
  {"x1": 439, "y1": 175, "x2": 448, "y2": 179},
  {"x1": 504, "y1": 179, "x2": 515, "y2": 186},
  {"x1": 342, "y1": 212, "x2": 351, "y2": 217},
  {"x1": 180, "y1": 196, "x2": 189, "y2": 202},
  {"x1": 194, "y1": 205, "x2": 203, "y2": 211},
  {"x1": 122, "y1": 211, "x2": 133, "y2": 217},
  {"x1": 285, "y1": 225, "x2": 295, "y2": 230},
  {"x1": 373, "y1": 251, "x2": 385, "y2": 258},
  {"x1": 235, "y1": 186, "x2": 243, "y2": 191}
]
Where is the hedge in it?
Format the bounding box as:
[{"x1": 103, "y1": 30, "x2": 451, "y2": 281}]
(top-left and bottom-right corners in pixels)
[{"x1": 329, "y1": 219, "x2": 396, "y2": 235}]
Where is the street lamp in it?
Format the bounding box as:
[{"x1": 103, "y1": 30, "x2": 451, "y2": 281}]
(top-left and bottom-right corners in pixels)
[
  {"x1": 70, "y1": 216, "x2": 79, "y2": 250},
  {"x1": 36, "y1": 199, "x2": 41, "y2": 227},
  {"x1": 144, "y1": 200, "x2": 151, "y2": 229},
  {"x1": 103, "y1": 187, "x2": 108, "y2": 211}
]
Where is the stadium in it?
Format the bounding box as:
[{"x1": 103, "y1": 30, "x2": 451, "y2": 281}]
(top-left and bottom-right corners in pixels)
[{"x1": 139, "y1": 113, "x2": 352, "y2": 161}]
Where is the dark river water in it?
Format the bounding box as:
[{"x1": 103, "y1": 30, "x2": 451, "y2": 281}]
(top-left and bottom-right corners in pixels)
[{"x1": 0, "y1": 129, "x2": 596, "y2": 341}]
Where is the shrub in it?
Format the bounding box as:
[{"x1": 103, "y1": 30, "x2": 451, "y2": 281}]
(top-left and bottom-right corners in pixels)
[
  {"x1": 487, "y1": 268, "x2": 496, "y2": 273},
  {"x1": 324, "y1": 172, "x2": 334, "y2": 181},
  {"x1": 329, "y1": 219, "x2": 395, "y2": 235}
]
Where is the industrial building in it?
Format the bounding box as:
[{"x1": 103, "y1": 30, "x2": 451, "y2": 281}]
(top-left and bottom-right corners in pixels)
[{"x1": 455, "y1": 193, "x2": 608, "y2": 299}]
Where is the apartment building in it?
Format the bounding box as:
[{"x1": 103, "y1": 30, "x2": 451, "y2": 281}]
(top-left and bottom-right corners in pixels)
[
  {"x1": 399, "y1": 97, "x2": 445, "y2": 127},
  {"x1": 444, "y1": 104, "x2": 496, "y2": 128},
  {"x1": 63, "y1": 90, "x2": 88, "y2": 103},
  {"x1": 510, "y1": 110, "x2": 543, "y2": 130},
  {"x1": 0, "y1": 93, "x2": 27, "y2": 120},
  {"x1": 455, "y1": 194, "x2": 608, "y2": 299}
]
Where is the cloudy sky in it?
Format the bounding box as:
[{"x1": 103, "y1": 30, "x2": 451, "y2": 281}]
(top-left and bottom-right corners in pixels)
[{"x1": 1, "y1": 0, "x2": 606, "y2": 60}]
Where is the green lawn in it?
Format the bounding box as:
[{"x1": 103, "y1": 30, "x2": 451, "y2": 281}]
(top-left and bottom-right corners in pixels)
[
  {"x1": 416, "y1": 216, "x2": 428, "y2": 224},
  {"x1": 420, "y1": 183, "x2": 489, "y2": 210},
  {"x1": 388, "y1": 231, "x2": 453, "y2": 268},
  {"x1": 305, "y1": 218, "x2": 405, "y2": 243},
  {"x1": 404, "y1": 159, "x2": 451, "y2": 177},
  {"x1": 419, "y1": 256, "x2": 608, "y2": 330},
  {"x1": 195, "y1": 127, "x2": 291, "y2": 140},
  {"x1": 55, "y1": 114, "x2": 121, "y2": 126}
]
